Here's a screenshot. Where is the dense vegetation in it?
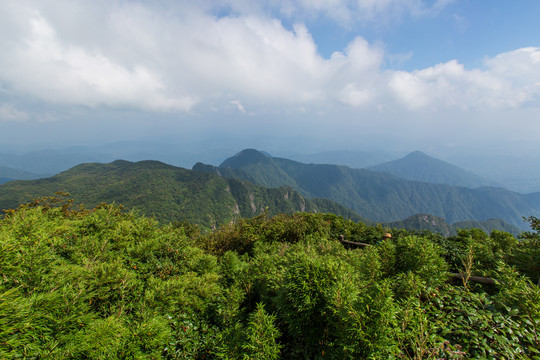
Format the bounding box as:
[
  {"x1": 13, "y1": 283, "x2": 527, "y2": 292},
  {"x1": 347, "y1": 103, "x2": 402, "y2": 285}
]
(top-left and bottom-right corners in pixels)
[
  {"x1": 387, "y1": 214, "x2": 521, "y2": 237},
  {"x1": 213, "y1": 149, "x2": 540, "y2": 228},
  {"x1": 1, "y1": 195, "x2": 540, "y2": 359}
]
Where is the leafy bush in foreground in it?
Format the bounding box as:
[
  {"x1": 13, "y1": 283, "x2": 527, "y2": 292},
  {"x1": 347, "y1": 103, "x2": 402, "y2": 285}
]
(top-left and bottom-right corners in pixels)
[{"x1": 1, "y1": 197, "x2": 539, "y2": 359}]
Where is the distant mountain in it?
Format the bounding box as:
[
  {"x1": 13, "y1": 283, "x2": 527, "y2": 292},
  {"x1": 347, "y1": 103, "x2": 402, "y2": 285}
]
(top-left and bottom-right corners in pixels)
[
  {"x1": 386, "y1": 214, "x2": 521, "y2": 237},
  {"x1": 286, "y1": 150, "x2": 393, "y2": 169},
  {"x1": 220, "y1": 149, "x2": 297, "y2": 188},
  {"x1": 0, "y1": 160, "x2": 367, "y2": 230},
  {"x1": 192, "y1": 162, "x2": 258, "y2": 183},
  {"x1": 0, "y1": 165, "x2": 47, "y2": 180},
  {"x1": 0, "y1": 165, "x2": 48, "y2": 185},
  {"x1": 0, "y1": 150, "x2": 111, "y2": 175},
  {"x1": 444, "y1": 153, "x2": 540, "y2": 194},
  {"x1": 367, "y1": 151, "x2": 500, "y2": 188},
  {"x1": 213, "y1": 149, "x2": 540, "y2": 229},
  {"x1": 0, "y1": 142, "x2": 232, "y2": 175}
]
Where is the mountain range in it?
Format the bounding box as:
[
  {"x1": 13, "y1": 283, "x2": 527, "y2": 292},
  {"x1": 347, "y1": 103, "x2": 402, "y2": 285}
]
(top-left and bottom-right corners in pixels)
[
  {"x1": 0, "y1": 160, "x2": 366, "y2": 230},
  {"x1": 1, "y1": 141, "x2": 540, "y2": 192},
  {"x1": 285, "y1": 150, "x2": 394, "y2": 169},
  {"x1": 0, "y1": 148, "x2": 537, "y2": 233},
  {"x1": 196, "y1": 149, "x2": 539, "y2": 229},
  {"x1": 0, "y1": 142, "x2": 233, "y2": 175}
]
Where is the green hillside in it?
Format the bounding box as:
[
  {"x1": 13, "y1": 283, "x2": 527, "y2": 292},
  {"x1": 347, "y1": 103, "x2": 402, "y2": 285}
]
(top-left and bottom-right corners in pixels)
[
  {"x1": 220, "y1": 150, "x2": 299, "y2": 188},
  {"x1": 216, "y1": 149, "x2": 540, "y2": 229},
  {"x1": 0, "y1": 160, "x2": 366, "y2": 229}
]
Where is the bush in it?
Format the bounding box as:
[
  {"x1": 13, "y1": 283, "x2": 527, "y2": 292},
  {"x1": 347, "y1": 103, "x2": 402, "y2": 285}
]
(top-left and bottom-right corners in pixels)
[
  {"x1": 1, "y1": 197, "x2": 538, "y2": 359},
  {"x1": 376, "y1": 235, "x2": 449, "y2": 288}
]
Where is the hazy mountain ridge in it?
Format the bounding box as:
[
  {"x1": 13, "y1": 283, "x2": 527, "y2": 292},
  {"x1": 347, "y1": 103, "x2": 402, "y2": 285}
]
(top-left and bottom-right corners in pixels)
[
  {"x1": 1, "y1": 142, "x2": 539, "y2": 193},
  {"x1": 444, "y1": 153, "x2": 540, "y2": 193},
  {"x1": 0, "y1": 155, "x2": 528, "y2": 235},
  {"x1": 284, "y1": 149, "x2": 540, "y2": 194},
  {"x1": 0, "y1": 142, "x2": 232, "y2": 175},
  {"x1": 215, "y1": 149, "x2": 539, "y2": 229},
  {"x1": 1, "y1": 148, "x2": 537, "y2": 232},
  {"x1": 285, "y1": 150, "x2": 393, "y2": 168},
  {"x1": 367, "y1": 151, "x2": 501, "y2": 188},
  {"x1": 0, "y1": 165, "x2": 49, "y2": 183},
  {"x1": 192, "y1": 162, "x2": 258, "y2": 183},
  {"x1": 0, "y1": 150, "x2": 113, "y2": 175},
  {"x1": 0, "y1": 159, "x2": 368, "y2": 229}
]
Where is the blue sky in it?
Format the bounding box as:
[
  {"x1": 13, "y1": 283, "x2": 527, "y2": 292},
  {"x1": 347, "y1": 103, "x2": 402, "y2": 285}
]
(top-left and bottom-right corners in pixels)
[{"x1": 0, "y1": 0, "x2": 539, "y2": 158}]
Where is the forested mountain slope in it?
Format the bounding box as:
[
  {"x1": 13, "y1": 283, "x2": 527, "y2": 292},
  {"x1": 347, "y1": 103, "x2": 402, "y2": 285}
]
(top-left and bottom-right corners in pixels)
[
  {"x1": 214, "y1": 149, "x2": 540, "y2": 229},
  {"x1": 0, "y1": 159, "x2": 366, "y2": 229}
]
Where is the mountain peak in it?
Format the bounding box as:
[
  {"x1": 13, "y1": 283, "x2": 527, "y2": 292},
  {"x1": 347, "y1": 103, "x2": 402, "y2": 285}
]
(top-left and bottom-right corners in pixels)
[
  {"x1": 404, "y1": 151, "x2": 430, "y2": 158},
  {"x1": 220, "y1": 149, "x2": 271, "y2": 168},
  {"x1": 400, "y1": 151, "x2": 444, "y2": 164},
  {"x1": 368, "y1": 151, "x2": 498, "y2": 188}
]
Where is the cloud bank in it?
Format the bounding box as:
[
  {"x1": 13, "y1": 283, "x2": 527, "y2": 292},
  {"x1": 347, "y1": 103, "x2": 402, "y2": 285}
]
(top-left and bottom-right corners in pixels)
[{"x1": 0, "y1": 0, "x2": 539, "y2": 120}]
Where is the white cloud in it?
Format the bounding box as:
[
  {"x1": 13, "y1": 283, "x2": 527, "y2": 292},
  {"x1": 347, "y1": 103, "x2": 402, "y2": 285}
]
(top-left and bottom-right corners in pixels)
[
  {"x1": 0, "y1": 2, "x2": 196, "y2": 112},
  {"x1": 0, "y1": 103, "x2": 30, "y2": 122},
  {"x1": 220, "y1": 0, "x2": 455, "y2": 25},
  {"x1": 0, "y1": 0, "x2": 538, "y2": 119},
  {"x1": 230, "y1": 100, "x2": 246, "y2": 113},
  {"x1": 339, "y1": 84, "x2": 374, "y2": 106},
  {"x1": 485, "y1": 47, "x2": 540, "y2": 96},
  {"x1": 387, "y1": 49, "x2": 540, "y2": 110}
]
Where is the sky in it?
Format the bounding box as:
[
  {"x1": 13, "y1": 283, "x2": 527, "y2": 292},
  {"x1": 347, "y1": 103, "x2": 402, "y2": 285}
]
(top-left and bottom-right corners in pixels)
[{"x1": 1, "y1": 0, "x2": 540, "y2": 157}]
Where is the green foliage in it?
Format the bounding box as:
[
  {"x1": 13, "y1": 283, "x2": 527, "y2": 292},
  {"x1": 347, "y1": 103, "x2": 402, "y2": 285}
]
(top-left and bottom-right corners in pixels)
[
  {"x1": 276, "y1": 252, "x2": 345, "y2": 352},
  {"x1": 0, "y1": 197, "x2": 228, "y2": 358},
  {"x1": 494, "y1": 264, "x2": 540, "y2": 350},
  {"x1": 507, "y1": 216, "x2": 540, "y2": 285},
  {"x1": 435, "y1": 228, "x2": 517, "y2": 277},
  {"x1": 425, "y1": 285, "x2": 534, "y2": 359},
  {"x1": 387, "y1": 214, "x2": 521, "y2": 237},
  {"x1": 241, "y1": 303, "x2": 281, "y2": 360},
  {"x1": 200, "y1": 214, "x2": 266, "y2": 256},
  {"x1": 1, "y1": 196, "x2": 539, "y2": 359},
  {"x1": 200, "y1": 212, "x2": 334, "y2": 256}
]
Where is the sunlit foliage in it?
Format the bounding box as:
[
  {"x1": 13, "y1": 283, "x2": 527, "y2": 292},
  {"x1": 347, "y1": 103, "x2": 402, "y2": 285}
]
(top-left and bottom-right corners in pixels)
[{"x1": 1, "y1": 196, "x2": 539, "y2": 359}]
